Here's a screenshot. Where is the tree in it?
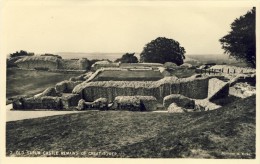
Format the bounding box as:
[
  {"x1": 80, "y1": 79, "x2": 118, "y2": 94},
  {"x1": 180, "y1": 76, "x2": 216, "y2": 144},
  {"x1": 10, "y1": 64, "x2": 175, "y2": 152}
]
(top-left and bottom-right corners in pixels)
[
  {"x1": 115, "y1": 53, "x2": 138, "y2": 63},
  {"x1": 219, "y1": 7, "x2": 256, "y2": 68},
  {"x1": 140, "y1": 37, "x2": 185, "y2": 65},
  {"x1": 9, "y1": 50, "x2": 34, "y2": 58}
]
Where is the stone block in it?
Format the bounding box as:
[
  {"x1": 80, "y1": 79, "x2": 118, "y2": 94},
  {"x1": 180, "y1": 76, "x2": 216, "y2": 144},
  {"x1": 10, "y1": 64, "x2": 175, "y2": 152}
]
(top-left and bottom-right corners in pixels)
[
  {"x1": 12, "y1": 99, "x2": 23, "y2": 109},
  {"x1": 163, "y1": 94, "x2": 195, "y2": 109},
  {"x1": 22, "y1": 97, "x2": 43, "y2": 109},
  {"x1": 41, "y1": 96, "x2": 62, "y2": 109},
  {"x1": 61, "y1": 93, "x2": 81, "y2": 109},
  {"x1": 168, "y1": 103, "x2": 185, "y2": 113},
  {"x1": 77, "y1": 99, "x2": 86, "y2": 110}
]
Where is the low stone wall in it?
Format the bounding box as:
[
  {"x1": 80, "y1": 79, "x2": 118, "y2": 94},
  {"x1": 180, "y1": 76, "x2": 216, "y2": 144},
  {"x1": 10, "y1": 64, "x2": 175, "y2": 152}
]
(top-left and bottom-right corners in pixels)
[
  {"x1": 112, "y1": 96, "x2": 158, "y2": 111},
  {"x1": 73, "y1": 76, "x2": 209, "y2": 103},
  {"x1": 13, "y1": 93, "x2": 81, "y2": 110},
  {"x1": 13, "y1": 96, "x2": 62, "y2": 110}
]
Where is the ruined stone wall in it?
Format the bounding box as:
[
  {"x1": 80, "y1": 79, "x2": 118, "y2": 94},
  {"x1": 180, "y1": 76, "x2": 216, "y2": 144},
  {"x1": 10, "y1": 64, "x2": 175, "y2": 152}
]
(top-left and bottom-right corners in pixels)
[
  {"x1": 73, "y1": 77, "x2": 209, "y2": 103},
  {"x1": 59, "y1": 59, "x2": 81, "y2": 70},
  {"x1": 16, "y1": 58, "x2": 59, "y2": 70},
  {"x1": 78, "y1": 58, "x2": 90, "y2": 70},
  {"x1": 15, "y1": 56, "x2": 89, "y2": 70}
]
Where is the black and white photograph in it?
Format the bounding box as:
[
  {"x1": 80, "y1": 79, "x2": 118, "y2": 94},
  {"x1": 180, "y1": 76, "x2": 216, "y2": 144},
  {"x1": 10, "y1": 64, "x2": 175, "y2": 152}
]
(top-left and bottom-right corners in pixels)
[{"x1": 1, "y1": 0, "x2": 258, "y2": 163}]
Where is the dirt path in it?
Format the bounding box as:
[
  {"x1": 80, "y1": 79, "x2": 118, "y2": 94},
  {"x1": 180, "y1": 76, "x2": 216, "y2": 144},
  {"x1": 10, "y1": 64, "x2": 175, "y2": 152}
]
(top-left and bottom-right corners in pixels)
[{"x1": 6, "y1": 104, "x2": 84, "y2": 122}]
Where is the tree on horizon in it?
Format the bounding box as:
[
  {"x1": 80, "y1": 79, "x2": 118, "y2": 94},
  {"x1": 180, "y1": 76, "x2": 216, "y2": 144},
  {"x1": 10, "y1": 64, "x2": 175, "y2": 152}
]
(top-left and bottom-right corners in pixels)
[
  {"x1": 9, "y1": 50, "x2": 34, "y2": 58},
  {"x1": 115, "y1": 53, "x2": 138, "y2": 63},
  {"x1": 140, "y1": 37, "x2": 185, "y2": 65}
]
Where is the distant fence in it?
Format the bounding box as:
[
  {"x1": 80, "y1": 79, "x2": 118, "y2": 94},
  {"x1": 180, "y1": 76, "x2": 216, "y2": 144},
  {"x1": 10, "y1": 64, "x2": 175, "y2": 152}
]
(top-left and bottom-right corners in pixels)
[{"x1": 196, "y1": 68, "x2": 245, "y2": 75}]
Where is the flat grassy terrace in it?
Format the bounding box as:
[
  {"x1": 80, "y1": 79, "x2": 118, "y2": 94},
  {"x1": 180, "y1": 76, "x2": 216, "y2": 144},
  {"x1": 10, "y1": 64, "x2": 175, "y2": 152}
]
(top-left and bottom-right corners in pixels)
[
  {"x1": 6, "y1": 96, "x2": 255, "y2": 158},
  {"x1": 92, "y1": 70, "x2": 164, "y2": 81},
  {"x1": 6, "y1": 68, "x2": 83, "y2": 99}
]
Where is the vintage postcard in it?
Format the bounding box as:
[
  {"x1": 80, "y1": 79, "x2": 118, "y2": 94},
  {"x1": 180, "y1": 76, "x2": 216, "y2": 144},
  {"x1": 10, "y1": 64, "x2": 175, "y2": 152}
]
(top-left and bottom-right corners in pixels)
[{"x1": 0, "y1": 0, "x2": 259, "y2": 164}]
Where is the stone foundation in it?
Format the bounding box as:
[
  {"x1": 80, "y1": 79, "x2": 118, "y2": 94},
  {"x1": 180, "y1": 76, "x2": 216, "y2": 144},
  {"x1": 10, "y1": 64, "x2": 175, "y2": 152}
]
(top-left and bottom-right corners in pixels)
[{"x1": 73, "y1": 77, "x2": 209, "y2": 103}]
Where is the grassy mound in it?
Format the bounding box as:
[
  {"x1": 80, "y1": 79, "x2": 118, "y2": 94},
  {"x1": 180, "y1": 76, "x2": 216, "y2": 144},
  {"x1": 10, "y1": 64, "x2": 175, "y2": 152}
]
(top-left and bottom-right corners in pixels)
[
  {"x1": 6, "y1": 96, "x2": 255, "y2": 158},
  {"x1": 6, "y1": 68, "x2": 83, "y2": 99}
]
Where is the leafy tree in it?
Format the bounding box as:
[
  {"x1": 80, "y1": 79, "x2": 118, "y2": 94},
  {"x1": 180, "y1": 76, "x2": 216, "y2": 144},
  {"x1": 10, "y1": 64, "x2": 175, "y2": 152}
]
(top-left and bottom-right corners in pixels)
[
  {"x1": 115, "y1": 53, "x2": 138, "y2": 63},
  {"x1": 140, "y1": 37, "x2": 185, "y2": 65},
  {"x1": 219, "y1": 7, "x2": 256, "y2": 68},
  {"x1": 9, "y1": 50, "x2": 34, "y2": 58}
]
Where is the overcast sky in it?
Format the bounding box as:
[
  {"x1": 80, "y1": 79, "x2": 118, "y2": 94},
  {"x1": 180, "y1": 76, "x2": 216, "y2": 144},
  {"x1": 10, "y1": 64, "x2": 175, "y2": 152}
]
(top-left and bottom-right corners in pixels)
[{"x1": 1, "y1": 0, "x2": 254, "y2": 55}]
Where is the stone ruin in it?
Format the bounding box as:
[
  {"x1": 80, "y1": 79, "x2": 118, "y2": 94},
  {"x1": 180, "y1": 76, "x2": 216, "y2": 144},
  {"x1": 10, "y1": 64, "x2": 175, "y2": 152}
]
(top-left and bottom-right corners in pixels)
[
  {"x1": 112, "y1": 96, "x2": 159, "y2": 111},
  {"x1": 15, "y1": 56, "x2": 90, "y2": 71},
  {"x1": 12, "y1": 63, "x2": 256, "y2": 113}
]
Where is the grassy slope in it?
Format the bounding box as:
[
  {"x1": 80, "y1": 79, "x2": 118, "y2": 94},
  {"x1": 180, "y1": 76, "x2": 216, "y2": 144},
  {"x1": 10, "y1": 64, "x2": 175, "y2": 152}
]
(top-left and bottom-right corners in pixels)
[
  {"x1": 6, "y1": 68, "x2": 83, "y2": 98},
  {"x1": 6, "y1": 96, "x2": 255, "y2": 158}
]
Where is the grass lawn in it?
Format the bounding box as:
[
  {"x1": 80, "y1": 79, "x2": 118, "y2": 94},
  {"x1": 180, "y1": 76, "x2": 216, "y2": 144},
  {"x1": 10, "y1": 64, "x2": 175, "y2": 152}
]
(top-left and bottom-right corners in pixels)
[
  {"x1": 6, "y1": 96, "x2": 255, "y2": 158},
  {"x1": 93, "y1": 70, "x2": 164, "y2": 81},
  {"x1": 6, "y1": 68, "x2": 83, "y2": 99}
]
